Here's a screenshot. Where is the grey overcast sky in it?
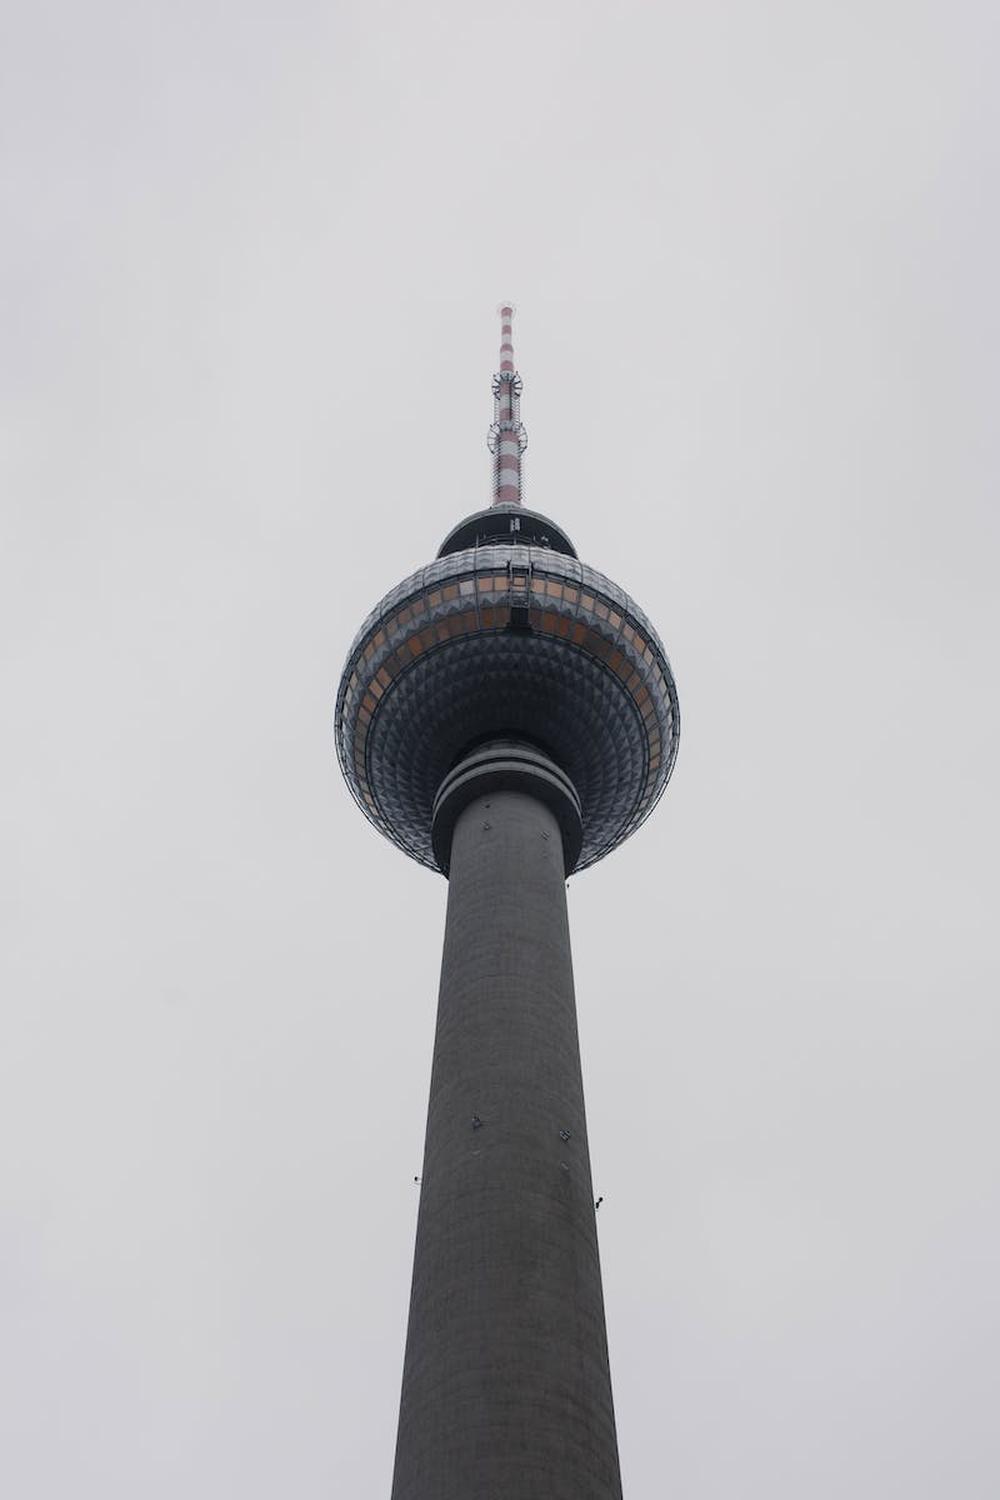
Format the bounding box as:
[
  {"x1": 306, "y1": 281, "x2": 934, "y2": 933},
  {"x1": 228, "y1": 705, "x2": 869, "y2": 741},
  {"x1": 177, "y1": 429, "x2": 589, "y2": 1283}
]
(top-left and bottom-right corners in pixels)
[{"x1": 2, "y1": 1, "x2": 998, "y2": 1495}]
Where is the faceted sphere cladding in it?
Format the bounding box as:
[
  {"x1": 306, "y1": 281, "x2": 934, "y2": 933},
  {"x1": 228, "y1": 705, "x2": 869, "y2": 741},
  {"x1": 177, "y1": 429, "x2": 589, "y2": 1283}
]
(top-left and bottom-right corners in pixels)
[{"x1": 335, "y1": 544, "x2": 679, "y2": 872}]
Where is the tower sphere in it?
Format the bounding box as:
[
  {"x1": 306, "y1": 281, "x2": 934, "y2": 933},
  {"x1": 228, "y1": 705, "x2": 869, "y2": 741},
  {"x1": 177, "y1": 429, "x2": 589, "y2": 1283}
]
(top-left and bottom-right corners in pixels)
[{"x1": 335, "y1": 502, "x2": 679, "y2": 874}]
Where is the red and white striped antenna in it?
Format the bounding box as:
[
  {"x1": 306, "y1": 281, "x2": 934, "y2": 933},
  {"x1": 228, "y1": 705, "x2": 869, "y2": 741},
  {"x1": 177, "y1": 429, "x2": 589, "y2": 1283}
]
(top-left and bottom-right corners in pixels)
[{"x1": 488, "y1": 303, "x2": 527, "y2": 506}]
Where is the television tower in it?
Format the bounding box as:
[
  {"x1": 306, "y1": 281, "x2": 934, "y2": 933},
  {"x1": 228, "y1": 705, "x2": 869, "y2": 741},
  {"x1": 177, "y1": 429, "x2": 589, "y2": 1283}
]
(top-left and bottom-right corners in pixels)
[{"x1": 335, "y1": 307, "x2": 679, "y2": 1497}]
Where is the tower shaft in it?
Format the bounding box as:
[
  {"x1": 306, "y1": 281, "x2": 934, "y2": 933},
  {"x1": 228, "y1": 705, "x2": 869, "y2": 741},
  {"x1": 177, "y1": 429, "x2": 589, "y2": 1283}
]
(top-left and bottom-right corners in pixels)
[{"x1": 391, "y1": 756, "x2": 622, "y2": 1499}]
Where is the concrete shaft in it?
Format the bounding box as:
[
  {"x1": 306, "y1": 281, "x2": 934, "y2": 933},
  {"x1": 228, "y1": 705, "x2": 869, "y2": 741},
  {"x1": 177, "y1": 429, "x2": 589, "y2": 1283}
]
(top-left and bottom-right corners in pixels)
[{"x1": 391, "y1": 774, "x2": 623, "y2": 1499}]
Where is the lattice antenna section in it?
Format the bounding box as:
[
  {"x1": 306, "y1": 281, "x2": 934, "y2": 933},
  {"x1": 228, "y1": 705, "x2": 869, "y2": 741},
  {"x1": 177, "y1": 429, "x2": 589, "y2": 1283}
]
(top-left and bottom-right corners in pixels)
[{"x1": 487, "y1": 303, "x2": 528, "y2": 506}]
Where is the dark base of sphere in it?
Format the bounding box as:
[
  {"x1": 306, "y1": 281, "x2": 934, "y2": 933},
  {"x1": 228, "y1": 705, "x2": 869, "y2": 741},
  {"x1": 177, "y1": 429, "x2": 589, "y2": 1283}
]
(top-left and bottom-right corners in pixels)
[
  {"x1": 391, "y1": 744, "x2": 623, "y2": 1500},
  {"x1": 363, "y1": 629, "x2": 649, "y2": 871}
]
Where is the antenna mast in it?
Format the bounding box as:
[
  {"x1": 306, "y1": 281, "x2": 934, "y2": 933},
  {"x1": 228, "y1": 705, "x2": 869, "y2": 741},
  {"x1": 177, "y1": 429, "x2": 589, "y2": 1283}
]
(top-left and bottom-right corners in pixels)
[{"x1": 488, "y1": 303, "x2": 527, "y2": 506}]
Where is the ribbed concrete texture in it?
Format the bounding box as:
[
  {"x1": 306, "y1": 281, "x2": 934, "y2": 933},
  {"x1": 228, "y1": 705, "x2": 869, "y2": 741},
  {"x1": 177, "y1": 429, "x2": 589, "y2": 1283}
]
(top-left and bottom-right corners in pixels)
[{"x1": 391, "y1": 784, "x2": 623, "y2": 1500}]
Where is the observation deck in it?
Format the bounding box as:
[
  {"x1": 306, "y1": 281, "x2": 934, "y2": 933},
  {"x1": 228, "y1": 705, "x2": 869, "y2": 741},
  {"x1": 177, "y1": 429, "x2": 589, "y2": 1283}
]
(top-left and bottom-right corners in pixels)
[{"x1": 335, "y1": 521, "x2": 679, "y2": 874}]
